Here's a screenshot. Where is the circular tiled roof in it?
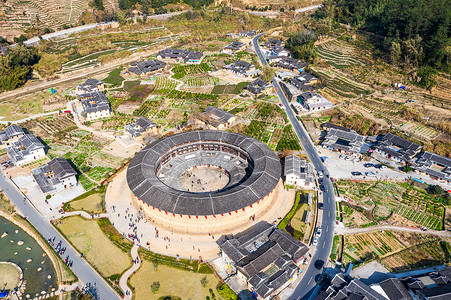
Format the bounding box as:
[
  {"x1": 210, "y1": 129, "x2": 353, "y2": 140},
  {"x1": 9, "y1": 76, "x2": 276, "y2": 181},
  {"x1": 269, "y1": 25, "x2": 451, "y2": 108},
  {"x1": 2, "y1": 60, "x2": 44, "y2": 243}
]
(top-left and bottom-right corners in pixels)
[{"x1": 126, "y1": 130, "x2": 281, "y2": 215}]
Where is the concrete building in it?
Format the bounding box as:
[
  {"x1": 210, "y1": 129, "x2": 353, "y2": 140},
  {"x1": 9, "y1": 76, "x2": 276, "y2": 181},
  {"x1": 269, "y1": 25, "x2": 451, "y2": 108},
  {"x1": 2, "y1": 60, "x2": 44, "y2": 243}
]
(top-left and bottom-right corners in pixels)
[
  {"x1": 0, "y1": 125, "x2": 25, "y2": 148},
  {"x1": 246, "y1": 78, "x2": 272, "y2": 95},
  {"x1": 217, "y1": 222, "x2": 308, "y2": 300},
  {"x1": 374, "y1": 133, "x2": 422, "y2": 164},
  {"x1": 124, "y1": 117, "x2": 157, "y2": 138},
  {"x1": 284, "y1": 154, "x2": 314, "y2": 188},
  {"x1": 222, "y1": 41, "x2": 246, "y2": 54},
  {"x1": 32, "y1": 158, "x2": 77, "y2": 194},
  {"x1": 322, "y1": 128, "x2": 366, "y2": 154},
  {"x1": 224, "y1": 60, "x2": 260, "y2": 77},
  {"x1": 194, "y1": 106, "x2": 236, "y2": 130},
  {"x1": 156, "y1": 48, "x2": 203, "y2": 64},
  {"x1": 75, "y1": 78, "x2": 105, "y2": 95},
  {"x1": 79, "y1": 91, "x2": 112, "y2": 121},
  {"x1": 413, "y1": 151, "x2": 451, "y2": 184},
  {"x1": 128, "y1": 59, "x2": 166, "y2": 75},
  {"x1": 6, "y1": 134, "x2": 46, "y2": 166},
  {"x1": 297, "y1": 91, "x2": 334, "y2": 111}
]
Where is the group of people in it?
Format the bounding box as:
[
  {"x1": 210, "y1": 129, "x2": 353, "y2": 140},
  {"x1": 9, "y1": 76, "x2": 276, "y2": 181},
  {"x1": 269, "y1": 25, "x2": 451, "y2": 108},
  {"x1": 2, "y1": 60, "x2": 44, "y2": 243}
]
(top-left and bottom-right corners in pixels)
[{"x1": 48, "y1": 236, "x2": 73, "y2": 266}]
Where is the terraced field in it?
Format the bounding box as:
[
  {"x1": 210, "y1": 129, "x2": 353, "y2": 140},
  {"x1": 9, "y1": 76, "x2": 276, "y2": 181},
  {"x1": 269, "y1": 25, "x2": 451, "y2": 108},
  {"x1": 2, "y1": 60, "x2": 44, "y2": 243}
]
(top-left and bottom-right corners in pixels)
[
  {"x1": 398, "y1": 121, "x2": 440, "y2": 140},
  {"x1": 317, "y1": 40, "x2": 368, "y2": 69},
  {"x1": 341, "y1": 230, "x2": 448, "y2": 271},
  {"x1": 313, "y1": 68, "x2": 373, "y2": 98}
]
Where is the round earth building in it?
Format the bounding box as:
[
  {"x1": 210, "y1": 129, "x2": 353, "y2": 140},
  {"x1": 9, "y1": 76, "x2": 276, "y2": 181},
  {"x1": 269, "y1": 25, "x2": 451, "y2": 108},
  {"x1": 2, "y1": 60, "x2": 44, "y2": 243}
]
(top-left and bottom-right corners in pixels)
[{"x1": 126, "y1": 130, "x2": 282, "y2": 234}]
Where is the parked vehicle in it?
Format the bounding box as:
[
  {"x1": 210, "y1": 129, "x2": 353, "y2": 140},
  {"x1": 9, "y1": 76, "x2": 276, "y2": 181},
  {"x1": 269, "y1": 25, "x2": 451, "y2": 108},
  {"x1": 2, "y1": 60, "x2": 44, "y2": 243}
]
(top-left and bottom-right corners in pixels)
[
  {"x1": 316, "y1": 227, "x2": 322, "y2": 236},
  {"x1": 364, "y1": 163, "x2": 374, "y2": 168},
  {"x1": 312, "y1": 236, "x2": 319, "y2": 245},
  {"x1": 351, "y1": 171, "x2": 362, "y2": 176}
]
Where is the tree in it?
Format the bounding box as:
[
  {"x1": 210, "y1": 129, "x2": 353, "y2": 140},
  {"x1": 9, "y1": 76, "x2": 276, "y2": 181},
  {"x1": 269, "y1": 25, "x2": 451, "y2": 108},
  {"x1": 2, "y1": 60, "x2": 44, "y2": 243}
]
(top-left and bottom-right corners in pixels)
[
  {"x1": 427, "y1": 185, "x2": 444, "y2": 195},
  {"x1": 285, "y1": 29, "x2": 318, "y2": 63},
  {"x1": 200, "y1": 276, "x2": 208, "y2": 287},
  {"x1": 152, "y1": 259, "x2": 158, "y2": 270},
  {"x1": 417, "y1": 66, "x2": 438, "y2": 91},
  {"x1": 389, "y1": 40, "x2": 402, "y2": 66},
  {"x1": 90, "y1": 0, "x2": 105, "y2": 10},
  {"x1": 151, "y1": 281, "x2": 160, "y2": 293},
  {"x1": 262, "y1": 66, "x2": 275, "y2": 82}
]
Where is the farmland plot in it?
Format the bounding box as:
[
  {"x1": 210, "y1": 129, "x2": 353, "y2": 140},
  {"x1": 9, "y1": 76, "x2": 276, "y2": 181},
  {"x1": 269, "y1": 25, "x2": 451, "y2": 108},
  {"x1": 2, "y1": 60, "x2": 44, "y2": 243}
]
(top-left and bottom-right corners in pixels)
[
  {"x1": 398, "y1": 121, "x2": 440, "y2": 140},
  {"x1": 336, "y1": 180, "x2": 445, "y2": 229},
  {"x1": 172, "y1": 63, "x2": 213, "y2": 79},
  {"x1": 382, "y1": 240, "x2": 447, "y2": 272}
]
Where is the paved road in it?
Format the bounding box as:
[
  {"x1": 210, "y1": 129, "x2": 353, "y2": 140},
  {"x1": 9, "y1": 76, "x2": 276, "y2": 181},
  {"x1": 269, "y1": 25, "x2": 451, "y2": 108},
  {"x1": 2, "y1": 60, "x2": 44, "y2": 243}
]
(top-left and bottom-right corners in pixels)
[
  {"x1": 0, "y1": 172, "x2": 120, "y2": 300},
  {"x1": 253, "y1": 33, "x2": 336, "y2": 300},
  {"x1": 335, "y1": 225, "x2": 451, "y2": 237}
]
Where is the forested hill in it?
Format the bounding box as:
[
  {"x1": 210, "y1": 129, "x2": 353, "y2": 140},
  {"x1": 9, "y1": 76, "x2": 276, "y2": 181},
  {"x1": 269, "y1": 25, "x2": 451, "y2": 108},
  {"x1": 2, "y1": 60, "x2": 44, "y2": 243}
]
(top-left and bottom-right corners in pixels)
[{"x1": 315, "y1": 0, "x2": 450, "y2": 71}]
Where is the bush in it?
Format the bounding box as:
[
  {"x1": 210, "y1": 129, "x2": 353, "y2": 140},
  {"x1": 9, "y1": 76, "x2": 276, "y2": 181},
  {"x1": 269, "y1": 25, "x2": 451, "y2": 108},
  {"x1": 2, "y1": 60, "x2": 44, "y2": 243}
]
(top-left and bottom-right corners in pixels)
[
  {"x1": 151, "y1": 281, "x2": 160, "y2": 294},
  {"x1": 217, "y1": 284, "x2": 237, "y2": 300},
  {"x1": 427, "y1": 185, "x2": 444, "y2": 195},
  {"x1": 200, "y1": 276, "x2": 208, "y2": 287}
]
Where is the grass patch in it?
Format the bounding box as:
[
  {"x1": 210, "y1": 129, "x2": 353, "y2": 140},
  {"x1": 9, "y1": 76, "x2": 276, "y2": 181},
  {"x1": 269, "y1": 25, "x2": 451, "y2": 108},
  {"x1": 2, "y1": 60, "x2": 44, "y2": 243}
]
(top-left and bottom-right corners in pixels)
[
  {"x1": 102, "y1": 68, "x2": 125, "y2": 87},
  {"x1": 129, "y1": 261, "x2": 221, "y2": 300},
  {"x1": 123, "y1": 80, "x2": 141, "y2": 92},
  {"x1": 55, "y1": 215, "x2": 132, "y2": 277}
]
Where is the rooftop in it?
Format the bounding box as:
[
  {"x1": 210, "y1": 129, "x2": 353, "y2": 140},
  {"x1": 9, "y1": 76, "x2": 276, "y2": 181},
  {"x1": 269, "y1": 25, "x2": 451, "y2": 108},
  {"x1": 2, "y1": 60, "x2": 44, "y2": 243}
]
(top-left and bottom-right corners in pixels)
[
  {"x1": 414, "y1": 151, "x2": 451, "y2": 181},
  {"x1": 129, "y1": 59, "x2": 166, "y2": 75},
  {"x1": 0, "y1": 125, "x2": 25, "y2": 141},
  {"x1": 6, "y1": 134, "x2": 45, "y2": 163},
  {"x1": 217, "y1": 222, "x2": 308, "y2": 299},
  {"x1": 246, "y1": 78, "x2": 272, "y2": 94},
  {"x1": 32, "y1": 158, "x2": 77, "y2": 193},
  {"x1": 79, "y1": 91, "x2": 111, "y2": 114},
  {"x1": 375, "y1": 133, "x2": 422, "y2": 161},
  {"x1": 284, "y1": 155, "x2": 314, "y2": 184},
  {"x1": 126, "y1": 130, "x2": 281, "y2": 216},
  {"x1": 125, "y1": 117, "x2": 157, "y2": 137},
  {"x1": 322, "y1": 128, "x2": 366, "y2": 153},
  {"x1": 195, "y1": 106, "x2": 236, "y2": 128}
]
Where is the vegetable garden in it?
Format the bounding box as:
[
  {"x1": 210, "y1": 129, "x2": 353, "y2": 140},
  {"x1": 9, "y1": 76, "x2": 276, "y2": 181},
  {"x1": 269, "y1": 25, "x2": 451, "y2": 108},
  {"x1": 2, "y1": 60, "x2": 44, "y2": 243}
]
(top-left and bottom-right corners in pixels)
[
  {"x1": 336, "y1": 180, "x2": 445, "y2": 229},
  {"x1": 172, "y1": 63, "x2": 213, "y2": 79},
  {"x1": 341, "y1": 230, "x2": 449, "y2": 271}
]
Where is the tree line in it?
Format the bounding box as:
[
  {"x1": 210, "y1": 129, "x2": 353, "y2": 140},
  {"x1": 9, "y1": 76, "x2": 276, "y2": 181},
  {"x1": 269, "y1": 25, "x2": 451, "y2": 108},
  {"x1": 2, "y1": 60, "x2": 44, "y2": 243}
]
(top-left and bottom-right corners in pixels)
[
  {"x1": 0, "y1": 45, "x2": 40, "y2": 91},
  {"x1": 314, "y1": 0, "x2": 450, "y2": 72}
]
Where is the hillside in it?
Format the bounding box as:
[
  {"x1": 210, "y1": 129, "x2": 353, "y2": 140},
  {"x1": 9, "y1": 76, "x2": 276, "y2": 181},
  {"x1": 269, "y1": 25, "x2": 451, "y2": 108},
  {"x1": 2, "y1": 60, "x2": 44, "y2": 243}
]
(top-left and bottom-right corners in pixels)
[{"x1": 0, "y1": 0, "x2": 118, "y2": 39}]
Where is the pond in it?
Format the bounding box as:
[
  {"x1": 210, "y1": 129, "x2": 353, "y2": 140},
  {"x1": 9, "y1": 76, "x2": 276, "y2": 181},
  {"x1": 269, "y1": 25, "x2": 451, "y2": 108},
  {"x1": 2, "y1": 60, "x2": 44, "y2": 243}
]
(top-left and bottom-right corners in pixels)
[{"x1": 0, "y1": 216, "x2": 57, "y2": 298}]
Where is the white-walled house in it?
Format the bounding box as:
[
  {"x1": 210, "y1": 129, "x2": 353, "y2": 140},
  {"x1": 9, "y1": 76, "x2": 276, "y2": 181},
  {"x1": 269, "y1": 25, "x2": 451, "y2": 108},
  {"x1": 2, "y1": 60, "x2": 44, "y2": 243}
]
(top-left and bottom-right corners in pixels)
[
  {"x1": 32, "y1": 157, "x2": 78, "y2": 194},
  {"x1": 6, "y1": 134, "x2": 46, "y2": 166}
]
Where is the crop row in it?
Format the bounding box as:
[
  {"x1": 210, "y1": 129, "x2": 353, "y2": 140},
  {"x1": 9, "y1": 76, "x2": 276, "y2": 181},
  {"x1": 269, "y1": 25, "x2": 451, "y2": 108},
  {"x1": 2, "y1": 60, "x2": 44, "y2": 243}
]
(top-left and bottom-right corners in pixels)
[{"x1": 172, "y1": 63, "x2": 212, "y2": 79}]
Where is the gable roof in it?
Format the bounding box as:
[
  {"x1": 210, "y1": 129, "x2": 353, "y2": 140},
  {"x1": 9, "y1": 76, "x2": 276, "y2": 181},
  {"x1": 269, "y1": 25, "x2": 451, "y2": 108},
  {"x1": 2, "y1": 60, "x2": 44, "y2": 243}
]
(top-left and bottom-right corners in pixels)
[
  {"x1": 48, "y1": 157, "x2": 77, "y2": 180},
  {"x1": 379, "y1": 278, "x2": 413, "y2": 300},
  {"x1": 247, "y1": 78, "x2": 271, "y2": 94},
  {"x1": 79, "y1": 91, "x2": 111, "y2": 114},
  {"x1": 375, "y1": 133, "x2": 422, "y2": 161}
]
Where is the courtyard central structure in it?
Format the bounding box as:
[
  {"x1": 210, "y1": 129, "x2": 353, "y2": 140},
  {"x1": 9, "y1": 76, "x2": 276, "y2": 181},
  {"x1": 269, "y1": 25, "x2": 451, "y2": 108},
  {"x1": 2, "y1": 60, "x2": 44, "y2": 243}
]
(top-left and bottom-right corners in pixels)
[{"x1": 126, "y1": 130, "x2": 282, "y2": 234}]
